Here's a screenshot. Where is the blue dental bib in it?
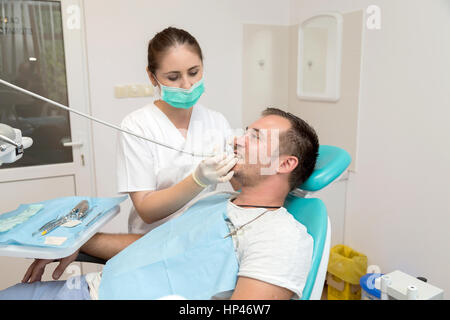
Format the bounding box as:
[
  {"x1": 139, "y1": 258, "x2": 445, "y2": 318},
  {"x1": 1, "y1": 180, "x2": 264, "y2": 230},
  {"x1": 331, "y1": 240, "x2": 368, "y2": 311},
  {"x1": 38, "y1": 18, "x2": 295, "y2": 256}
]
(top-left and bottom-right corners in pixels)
[{"x1": 98, "y1": 193, "x2": 239, "y2": 300}]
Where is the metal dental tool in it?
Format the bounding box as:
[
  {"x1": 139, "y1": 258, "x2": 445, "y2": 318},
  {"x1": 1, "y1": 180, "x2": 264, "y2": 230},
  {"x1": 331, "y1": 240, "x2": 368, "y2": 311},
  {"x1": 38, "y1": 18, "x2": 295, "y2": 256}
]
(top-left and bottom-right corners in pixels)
[
  {"x1": 33, "y1": 200, "x2": 90, "y2": 236},
  {"x1": 78, "y1": 205, "x2": 97, "y2": 220},
  {"x1": 0, "y1": 78, "x2": 214, "y2": 158},
  {"x1": 223, "y1": 209, "x2": 270, "y2": 239},
  {"x1": 85, "y1": 209, "x2": 105, "y2": 227}
]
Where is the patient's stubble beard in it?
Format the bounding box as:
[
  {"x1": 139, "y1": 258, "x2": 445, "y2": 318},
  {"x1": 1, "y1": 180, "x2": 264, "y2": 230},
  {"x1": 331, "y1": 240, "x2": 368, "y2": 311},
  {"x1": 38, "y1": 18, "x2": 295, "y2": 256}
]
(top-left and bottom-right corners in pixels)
[{"x1": 232, "y1": 162, "x2": 266, "y2": 188}]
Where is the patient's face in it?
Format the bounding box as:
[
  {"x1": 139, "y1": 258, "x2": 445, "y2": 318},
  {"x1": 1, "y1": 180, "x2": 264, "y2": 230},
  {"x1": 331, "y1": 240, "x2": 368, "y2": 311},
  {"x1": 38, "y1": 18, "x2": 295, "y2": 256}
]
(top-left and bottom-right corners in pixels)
[{"x1": 232, "y1": 115, "x2": 291, "y2": 186}]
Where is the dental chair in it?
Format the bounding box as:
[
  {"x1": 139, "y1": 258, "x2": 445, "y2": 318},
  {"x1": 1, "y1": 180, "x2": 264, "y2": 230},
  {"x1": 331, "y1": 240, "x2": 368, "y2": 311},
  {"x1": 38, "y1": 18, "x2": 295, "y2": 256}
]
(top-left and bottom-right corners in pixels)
[
  {"x1": 286, "y1": 145, "x2": 351, "y2": 300},
  {"x1": 76, "y1": 145, "x2": 351, "y2": 300}
]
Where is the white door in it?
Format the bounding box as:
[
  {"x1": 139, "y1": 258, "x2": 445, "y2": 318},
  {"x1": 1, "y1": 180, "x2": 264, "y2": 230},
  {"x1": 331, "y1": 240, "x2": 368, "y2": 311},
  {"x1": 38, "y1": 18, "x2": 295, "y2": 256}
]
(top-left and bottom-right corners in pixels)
[{"x1": 0, "y1": 0, "x2": 100, "y2": 289}]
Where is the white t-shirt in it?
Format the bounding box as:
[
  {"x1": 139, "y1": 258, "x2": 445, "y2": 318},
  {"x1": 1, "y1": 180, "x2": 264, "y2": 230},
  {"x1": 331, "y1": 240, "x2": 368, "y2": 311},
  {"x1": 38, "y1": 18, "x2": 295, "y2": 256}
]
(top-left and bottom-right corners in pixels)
[
  {"x1": 85, "y1": 192, "x2": 313, "y2": 300},
  {"x1": 116, "y1": 102, "x2": 232, "y2": 234},
  {"x1": 218, "y1": 197, "x2": 313, "y2": 300}
]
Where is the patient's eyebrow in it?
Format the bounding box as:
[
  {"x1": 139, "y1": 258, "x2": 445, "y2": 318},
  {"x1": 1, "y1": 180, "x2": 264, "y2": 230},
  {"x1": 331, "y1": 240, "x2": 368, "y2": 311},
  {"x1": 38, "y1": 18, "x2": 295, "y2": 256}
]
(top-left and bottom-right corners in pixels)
[
  {"x1": 245, "y1": 126, "x2": 260, "y2": 132},
  {"x1": 245, "y1": 127, "x2": 262, "y2": 139}
]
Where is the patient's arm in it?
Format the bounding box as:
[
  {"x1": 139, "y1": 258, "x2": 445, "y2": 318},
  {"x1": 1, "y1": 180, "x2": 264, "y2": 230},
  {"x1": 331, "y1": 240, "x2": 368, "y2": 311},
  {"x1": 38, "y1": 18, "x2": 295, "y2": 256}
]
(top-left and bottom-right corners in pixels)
[
  {"x1": 22, "y1": 233, "x2": 143, "y2": 283},
  {"x1": 230, "y1": 276, "x2": 294, "y2": 300},
  {"x1": 80, "y1": 232, "x2": 143, "y2": 261}
]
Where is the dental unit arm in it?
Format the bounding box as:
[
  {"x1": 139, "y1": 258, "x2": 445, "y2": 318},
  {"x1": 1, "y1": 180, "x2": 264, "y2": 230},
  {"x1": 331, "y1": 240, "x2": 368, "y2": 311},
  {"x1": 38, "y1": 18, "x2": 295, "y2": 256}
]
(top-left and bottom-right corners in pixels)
[
  {"x1": 0, "y1": 123, "x2": 33, "y2": 166},
  {"x1": 0, "y1": 78, "x2": 215, "y2": 158}
]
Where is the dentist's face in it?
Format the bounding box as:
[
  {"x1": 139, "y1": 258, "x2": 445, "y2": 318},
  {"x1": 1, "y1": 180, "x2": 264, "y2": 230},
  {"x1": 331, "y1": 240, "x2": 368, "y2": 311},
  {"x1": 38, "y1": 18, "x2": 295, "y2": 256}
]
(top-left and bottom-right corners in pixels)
[
  {"x1": 148, "y1": 44, "x2": 203, "y2": 90},
  {"x1": 232, "y1": 115, "x2": 291, "y2": 185}
]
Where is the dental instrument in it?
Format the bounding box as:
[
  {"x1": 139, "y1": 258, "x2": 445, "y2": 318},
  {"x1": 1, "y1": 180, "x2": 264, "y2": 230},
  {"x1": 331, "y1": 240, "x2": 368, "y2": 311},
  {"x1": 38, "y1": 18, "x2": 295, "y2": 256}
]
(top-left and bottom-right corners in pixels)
[
  {"x1": 84, "y1": 209, "x2": 105, "y2": 227},
  {"x1": 78, "y1": 205, "x2": 97, "y2": 221},
  {"x1": 73, "y1": 208, "x2": 105, "y2": 240},
  {"x1": 223, "y1": 204, "x2": 282, "y2": 239},
  {"x1": 223, "y1": 209, "x2": 269, "y2": 239},
  {"x1": 33, "y1": 200, "x2": 89, "y2": 236},
  {"x1": 0, "y1": 78, "x2": 214, "y2": 158},
  {"x1": 38, "y1": 217, "x2": 69, "y2": 236},
  {"x1": 35, "y1": 215, "x2": 61, "y2": 234}
]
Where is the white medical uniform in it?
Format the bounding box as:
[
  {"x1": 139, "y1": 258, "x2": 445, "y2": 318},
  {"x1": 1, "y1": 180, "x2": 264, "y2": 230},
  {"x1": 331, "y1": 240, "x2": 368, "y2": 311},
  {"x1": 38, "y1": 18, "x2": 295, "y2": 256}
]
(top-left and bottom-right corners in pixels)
[{"x1": 116, "y1": 102, "x2": 232, "y2": 234}]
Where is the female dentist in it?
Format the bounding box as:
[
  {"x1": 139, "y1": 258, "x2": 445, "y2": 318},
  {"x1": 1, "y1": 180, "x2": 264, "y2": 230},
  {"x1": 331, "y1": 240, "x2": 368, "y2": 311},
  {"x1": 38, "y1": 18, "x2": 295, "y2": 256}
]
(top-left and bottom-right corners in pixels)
[
  {"x1": 117, "y1": 27, "x2": 238, "y2": 234},
  {"x1": 20, "y1": 27, "x2": 238, "y2": 284}
]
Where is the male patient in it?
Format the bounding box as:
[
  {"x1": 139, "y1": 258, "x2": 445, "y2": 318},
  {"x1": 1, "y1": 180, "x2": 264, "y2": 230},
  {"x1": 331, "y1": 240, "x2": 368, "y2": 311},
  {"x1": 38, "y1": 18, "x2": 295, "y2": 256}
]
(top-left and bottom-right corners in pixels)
[{"x1": 0, "y1": 107, "x2": 319, "y2": 300}]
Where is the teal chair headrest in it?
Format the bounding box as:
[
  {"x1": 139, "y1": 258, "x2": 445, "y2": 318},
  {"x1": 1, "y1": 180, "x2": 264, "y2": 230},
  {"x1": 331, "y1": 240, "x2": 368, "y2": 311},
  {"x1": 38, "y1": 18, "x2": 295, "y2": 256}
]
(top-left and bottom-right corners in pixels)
[{"x1": 298, "y1": 145, "x2": 352, "y2": 192}]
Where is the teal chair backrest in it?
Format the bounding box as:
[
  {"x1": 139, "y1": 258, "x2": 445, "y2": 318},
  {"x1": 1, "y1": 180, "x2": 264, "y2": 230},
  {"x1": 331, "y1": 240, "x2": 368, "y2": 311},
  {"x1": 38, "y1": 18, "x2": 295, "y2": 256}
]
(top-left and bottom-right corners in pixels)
[
  {"x1": 284, "y1": 145, "x2": 351, "y2": 299},
  {"x1": 284, "y1": 195, "x2": 328, "y2": 300}
]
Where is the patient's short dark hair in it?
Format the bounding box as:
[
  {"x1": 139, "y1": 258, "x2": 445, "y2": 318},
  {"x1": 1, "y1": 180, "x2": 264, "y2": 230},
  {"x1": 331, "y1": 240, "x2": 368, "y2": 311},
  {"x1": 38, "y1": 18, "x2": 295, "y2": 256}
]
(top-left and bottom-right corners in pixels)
[{"x1": 262, "y1": 107, "x2": 319, "y2": 191}]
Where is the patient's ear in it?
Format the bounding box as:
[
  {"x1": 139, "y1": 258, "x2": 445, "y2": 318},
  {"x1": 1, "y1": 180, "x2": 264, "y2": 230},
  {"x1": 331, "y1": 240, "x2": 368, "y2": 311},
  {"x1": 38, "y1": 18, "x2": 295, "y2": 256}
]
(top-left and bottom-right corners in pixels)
[{"x1": 277, "y1": 155, "x2": 298, "y2": 174}]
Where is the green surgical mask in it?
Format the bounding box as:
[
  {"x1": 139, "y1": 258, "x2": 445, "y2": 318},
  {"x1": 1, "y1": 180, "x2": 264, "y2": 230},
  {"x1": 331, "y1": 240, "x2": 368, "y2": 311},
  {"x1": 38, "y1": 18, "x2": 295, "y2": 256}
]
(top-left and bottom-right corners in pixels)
[{"x1": 154, "y1": 76, "x2": 205, "y2": 109}]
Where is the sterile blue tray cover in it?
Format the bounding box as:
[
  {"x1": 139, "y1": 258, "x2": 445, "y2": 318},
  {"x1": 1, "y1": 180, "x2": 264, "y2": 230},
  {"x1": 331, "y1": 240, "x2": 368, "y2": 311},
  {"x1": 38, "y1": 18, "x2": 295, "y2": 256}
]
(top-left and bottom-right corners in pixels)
[
  {"x1": 0, "y1": 196, "x2": 127, "y2": 248},
  {"x1": 99, "y1": 193, "x2": 239, "y2": 300}
]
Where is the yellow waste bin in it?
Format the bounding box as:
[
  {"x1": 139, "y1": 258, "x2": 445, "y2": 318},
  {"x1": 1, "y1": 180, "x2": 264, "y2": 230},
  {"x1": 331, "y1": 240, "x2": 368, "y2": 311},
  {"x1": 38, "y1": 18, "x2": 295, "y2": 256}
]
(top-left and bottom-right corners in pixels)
[{"x1": 326, "y1": 244, "x2": 367, "y2": 300}]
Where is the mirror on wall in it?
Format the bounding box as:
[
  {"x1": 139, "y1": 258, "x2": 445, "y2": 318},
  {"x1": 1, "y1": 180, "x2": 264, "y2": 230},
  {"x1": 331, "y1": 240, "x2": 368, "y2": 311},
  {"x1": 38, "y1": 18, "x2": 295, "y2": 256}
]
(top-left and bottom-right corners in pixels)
[{"x1": 297, "y1": 12, "x2": 343, "y2": 102}]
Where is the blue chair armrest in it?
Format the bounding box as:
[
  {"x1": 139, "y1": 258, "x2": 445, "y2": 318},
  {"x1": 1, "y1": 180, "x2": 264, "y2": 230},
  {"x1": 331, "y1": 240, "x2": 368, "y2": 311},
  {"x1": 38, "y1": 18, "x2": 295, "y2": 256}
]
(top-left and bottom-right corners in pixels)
[{"x1": 76, "y1": 252, "x2": 106, "y2": 265}]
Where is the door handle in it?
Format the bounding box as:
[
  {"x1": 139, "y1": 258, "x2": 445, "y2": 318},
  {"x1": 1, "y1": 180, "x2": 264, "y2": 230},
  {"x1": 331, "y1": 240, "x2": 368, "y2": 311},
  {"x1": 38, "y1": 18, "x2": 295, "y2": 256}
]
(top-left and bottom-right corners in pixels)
[{"x1": 62, "y1": 141, "x2": 84, "y2": 147}]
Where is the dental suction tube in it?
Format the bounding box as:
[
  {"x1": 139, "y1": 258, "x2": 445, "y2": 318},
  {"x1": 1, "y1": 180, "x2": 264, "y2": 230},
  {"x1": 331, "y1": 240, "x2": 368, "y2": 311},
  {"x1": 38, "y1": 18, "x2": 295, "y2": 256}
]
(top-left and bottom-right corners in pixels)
[{"x1": 0, "y1": 78, "x2": 214, "y2": 158}]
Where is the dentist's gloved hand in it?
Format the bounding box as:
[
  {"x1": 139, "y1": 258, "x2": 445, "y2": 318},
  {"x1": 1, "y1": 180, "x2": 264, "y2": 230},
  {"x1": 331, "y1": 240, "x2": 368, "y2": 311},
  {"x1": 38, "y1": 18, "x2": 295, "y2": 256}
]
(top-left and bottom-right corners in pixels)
[
  {"x1": 225, "y1": 135, "x2": 236, "y2": 156},
  {"x1": 192, "y1": 153, "x2": 238, "y2": 187}
]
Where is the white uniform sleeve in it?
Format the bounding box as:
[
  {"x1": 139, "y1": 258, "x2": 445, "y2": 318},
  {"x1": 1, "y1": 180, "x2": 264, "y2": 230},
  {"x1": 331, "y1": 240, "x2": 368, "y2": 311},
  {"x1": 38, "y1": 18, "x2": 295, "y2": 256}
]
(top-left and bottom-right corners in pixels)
[
  {"x1": 116, "y1": 118, "x2": 157, "y2": 193},
  {"x1": 237, "y1": 219, "x2": 313, "y2": 299},
  {"x1": 218, "y1": 112, "x2": 234, "y2": 143}
]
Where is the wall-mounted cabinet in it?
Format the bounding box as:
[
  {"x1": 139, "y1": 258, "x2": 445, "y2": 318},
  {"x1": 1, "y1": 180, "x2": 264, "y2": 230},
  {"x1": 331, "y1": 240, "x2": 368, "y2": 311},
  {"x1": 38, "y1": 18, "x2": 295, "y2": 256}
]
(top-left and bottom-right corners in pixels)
[{"x1": 297, "y1": 12, "x2": 343, "y2": 102}]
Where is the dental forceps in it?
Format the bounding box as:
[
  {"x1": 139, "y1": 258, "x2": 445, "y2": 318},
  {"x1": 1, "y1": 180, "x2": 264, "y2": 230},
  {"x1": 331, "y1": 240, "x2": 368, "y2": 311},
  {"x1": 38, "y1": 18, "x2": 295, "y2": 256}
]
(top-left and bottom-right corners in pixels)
[{"x1": 33, "y1": 201, "x2": 91, "y2": 236}]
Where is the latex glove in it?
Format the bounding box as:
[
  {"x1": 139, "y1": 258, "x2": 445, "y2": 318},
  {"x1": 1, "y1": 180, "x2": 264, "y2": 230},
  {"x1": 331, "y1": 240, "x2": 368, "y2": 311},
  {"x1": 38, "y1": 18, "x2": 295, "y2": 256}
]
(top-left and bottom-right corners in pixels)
[
  {"x1": 193, "y1": 153, "x2": 238, "y2": 187},
  {"x1": 211, "y1": 136, "x2": 235, "y2": 157},
  {"x1": 224, "y1": 135, "x2": 236, "y2": 156}
]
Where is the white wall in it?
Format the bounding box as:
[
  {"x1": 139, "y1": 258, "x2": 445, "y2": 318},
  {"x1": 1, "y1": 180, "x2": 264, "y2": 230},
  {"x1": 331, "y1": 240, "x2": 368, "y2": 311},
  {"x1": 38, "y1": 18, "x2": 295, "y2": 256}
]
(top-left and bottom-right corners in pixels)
[
  {"x1": 82, "y1": 0, "x2": 291, "y2": 232},
  {"x1": 242, "y1": 24, "x2": 290, "y2": 127},
  {"x1": 290, "y1": 0, "x2": 450, "y2": 295},
  {"x1": 241, "y1": 22, "x2": 351, "y2": 246},
  {"x1": 288, "y1": 11, "x2": 364, "y2": 172}
]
